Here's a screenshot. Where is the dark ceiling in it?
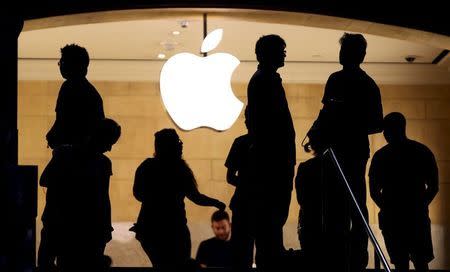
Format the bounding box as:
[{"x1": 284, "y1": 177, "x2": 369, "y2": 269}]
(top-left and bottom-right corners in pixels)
[{"x1": 16, "y1": 1, "x2": 448, "y2": 37}]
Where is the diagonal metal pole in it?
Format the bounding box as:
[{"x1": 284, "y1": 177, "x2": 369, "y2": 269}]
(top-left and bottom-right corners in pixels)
[{"x1": 323, "y1": 148, "x2": 392, "y2": 272}]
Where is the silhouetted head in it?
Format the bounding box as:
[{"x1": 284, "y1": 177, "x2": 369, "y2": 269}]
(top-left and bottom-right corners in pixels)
[
  {"x1": 211, "y1": 210, "x2": 231, "y2": 241},
  {"x1": 90, "y1": 118, "x2": 121, "y2": 153},
  {"x1": 59, "y1": 44, "x2": 90, "y2": 79},
  {"x1": 339, "y1": 33, "x2": 367, "y2": 67},
  {"x1": 383, "y1": 112, "x2": 407, "y2": 145},
  {"x1": 154, "y1": 128, "x2": 183, "y2": 160},
  {"x1": 255, "y1": 34, "x2": 286, "y2": 69}
]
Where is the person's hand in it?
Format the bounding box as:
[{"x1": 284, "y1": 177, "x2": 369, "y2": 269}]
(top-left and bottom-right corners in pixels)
[{"x1": 215, "y1": 200, "x2": 226, "y2": 211}]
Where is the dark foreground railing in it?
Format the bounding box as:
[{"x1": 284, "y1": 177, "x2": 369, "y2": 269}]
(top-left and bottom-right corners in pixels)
[
  {"x1": 323, "y1": 148, "x2": 391, "y2": 272},
  {"x1": 107, "y1": 269, "x2": 448, "y2": 272}
]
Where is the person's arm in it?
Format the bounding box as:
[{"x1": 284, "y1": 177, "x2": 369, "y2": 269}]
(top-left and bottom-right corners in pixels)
[
  {"x1": 92, "y1": 85, "x2": 105, "y2": 119},
  {"x1": 181, "y1": 165, "x2": 226, "y2": 209},
  {"x1": 187, "y1": 188, "x2": 226, "y2": 210},
  {"x1": 185, "y1": 176, "x2": 225, "y2": 209},
  {"x1": 294, "y1": 163, "x2": 305, "y2": 206},
  {"x1": 368, "y1": 155, "x2": 383, "y2": 208},
  {"x1": 226, "y1": 168, "x2": 239, "y2": 187},
  {"x1": 247, "y1": 76, "x2": 273, "y2": 144},
  {"x1": 317, "y1": 74, "x2": 340, "y2": 128},
  {"x1": 196, "y1": 241, "x2": 208, "y2": 268},
  {"x1": 367, "y1": 81, "x2": 383, "y2": 135},
  {"x1": 100, "y1": 157, "x2": 113, "y2": 197},
  {"x1": 225, "y1": 139, "x2": 239, "y2": 187},
  {"x1": 246, "y1": 79, "x2": 260, "y2": 140},
  {"x1": 425, "y1": 150, "x2": 439, "y2": 205},
  {"x1": 40, "y1": 158, "x2": 55, "y2": 188},
  {"x1": 46, "y1": 83, "x2": 68, "y2": 148},
  {"x1": 133, "y1": 161, "x2": 148, "y2": 202},
  {"x1": 54, "y1": 81, "x2": 70, "y2": 122}
]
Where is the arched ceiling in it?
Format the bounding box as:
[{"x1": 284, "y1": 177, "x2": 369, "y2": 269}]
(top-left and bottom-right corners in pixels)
[
  {"x1": 18, "y1": 10, "x2": 450, "y2": 84},
  {"x1": 20, "y1": 1, "x2": 448, "y2": 38},
  {"x1": 16, "y1": 3, "x2": 449, "y2": 84},
  {"x1": 22, "y1": 9, "x2": 450, "y2": 50}
]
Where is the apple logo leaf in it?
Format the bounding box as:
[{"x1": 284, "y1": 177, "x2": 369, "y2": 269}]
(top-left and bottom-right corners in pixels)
[{"x1": 200, "y1": 28, "x2": 223, "y2": 54}]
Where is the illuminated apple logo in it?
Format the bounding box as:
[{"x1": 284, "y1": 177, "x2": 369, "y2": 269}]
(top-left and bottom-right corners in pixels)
[{"x1": 160, "y1": 29, "x2": 243, "y2": 131}]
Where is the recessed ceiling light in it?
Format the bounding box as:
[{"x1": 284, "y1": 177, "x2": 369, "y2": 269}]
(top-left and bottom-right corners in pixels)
[
  {"x1": 180, "y1": 20, "x2": 189, "y2": 28},
  {"x1": 157, "y1": 53, "x2": 166, "y2": 59},
  {"x1": 160, "y1": 41, "x2": 178, "y2": 51},
  {"x1": 172, "y1": 30, "x2": 181, "y2": 36}
]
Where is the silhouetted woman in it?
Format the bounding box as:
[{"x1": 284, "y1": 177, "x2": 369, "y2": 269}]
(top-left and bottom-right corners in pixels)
[{"x1": 132, "y1": 128, "x2": 226, "y2": 270}]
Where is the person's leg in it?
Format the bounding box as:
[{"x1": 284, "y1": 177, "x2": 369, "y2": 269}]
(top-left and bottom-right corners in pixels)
[
  {"x1": 382, "y1": 225, "x2": 409, "y2": 272},
  {"x1": 255, "y1": 176, "x2": 292, "y2": 271},
  {"x1": 231, "y1": 206, "x2": 254, "y2": 270},
  {"x1": 140, "y1": 225, "x2": 190, "y2": 271},
  {"x1": 97, "y1": 243, "x2": 113, "y2": 271},
  {"x1": 140, "y1": 240, "x2": 162, "y2": 268},
  {"x1": 57, "y1": 234, "x2": 93, "y2": 272},
  {"x1": 254, "y1": 194, "x2": 284, "y2": 272},
  {"x1": 349, "y1": 200, "x2": 369, "y2": 272},
  {"x1": 323, "y1": 158, "x2": 351, "y2": 272},
  {"x1": 274, "y1": 188, "x2": 292, "y2": 270},
  {"x1": 412, "y1": 261, "x2": 429, "y2": 272},
  {"x1": 411, "y1": 216, "x2": 433, "y2": 272},
  {"x1": 173, "y1": 225, "x2": 192, "y2": 269},
  {"x1": 77, "y1": 247, "x2": 104, "y2": 272},
  {"x1": 254, "y1": 221, "x2": 270, "y2": 272},
  {"x1": 57, "y1": 254, "x2": 80, "y2": 272},
  {"x1": 394, "y1": 260, "x2": 410, "y2": 272},
  {"x1": 342, "y1": 158, "x2": 369, "y2": 272},
  {"x1": 37, "y1": 224, "x2": 57, "y2": 272},
  {"x1": 89, "y1": 244, "x2": 109, "y2": 272}
]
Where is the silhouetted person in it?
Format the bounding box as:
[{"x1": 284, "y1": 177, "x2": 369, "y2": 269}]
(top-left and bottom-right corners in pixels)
[
  {"x1": 38, "y1": 118, "x2": 120, "y2": 272},
  {"x1": 70, "y1": 118, "x2": 120, "y2": 271},
  {"x1": 132, "y1": 128, "x2": 226, "y2": 271},
  {"x1": 226, "y1": 107, "x2": 255, "y2": 271},
  {"x1": 0, "y1": 129, "x2": 13, "y2": 270},
  {"x1": 38, "y1": 44, "x2": 106, "y2": 272},
  {"x1": 246, "y1": 34, "x2": 296, "y2": 271},
  {"x1": 295, "y1": 128, "x2": 348, "y2": 271},
  {"x1": 313, "y1": 32, "x2": 383, "y2": 272},
  {"x1": 369, "y1": 112, "x2": 438, "y2": 272},
  {"x1": 0, "y1": 129, "x2": 33, "y2": 272},
  {"x1": 0, "y1": 158, "x2": 4, "y2": 268},
  {"x1": 196, "y1": 210, "x2": 232, "y2": 268},
  {"x1": 46, "y1": 43, "x2": 105, "y2": 149}
]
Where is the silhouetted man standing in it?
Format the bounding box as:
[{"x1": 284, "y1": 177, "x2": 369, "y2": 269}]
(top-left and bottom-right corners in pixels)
[
  {"x1": 246, "y1": 34, "x2": 296, "y2": 271},
  {"x1": 369, "y1": 112, "x2": 438, "y2": 272},
  {"x1": 316, "y1": 33, "x2": 383, "y2": 272},
  {"x1": 46, "y1": 44, "x2": 105, "y2": 148},
  {"x1": 38, "y1": 44, "x2": 105, "y2": 272},
  {"x1": 0, "y1": 129, "x2": 34, "y2": 272}
]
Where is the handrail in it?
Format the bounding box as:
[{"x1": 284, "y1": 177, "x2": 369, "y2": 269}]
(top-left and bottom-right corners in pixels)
[{"x1": 323, "y1": 148, "x2": 391, "y2": 272}]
